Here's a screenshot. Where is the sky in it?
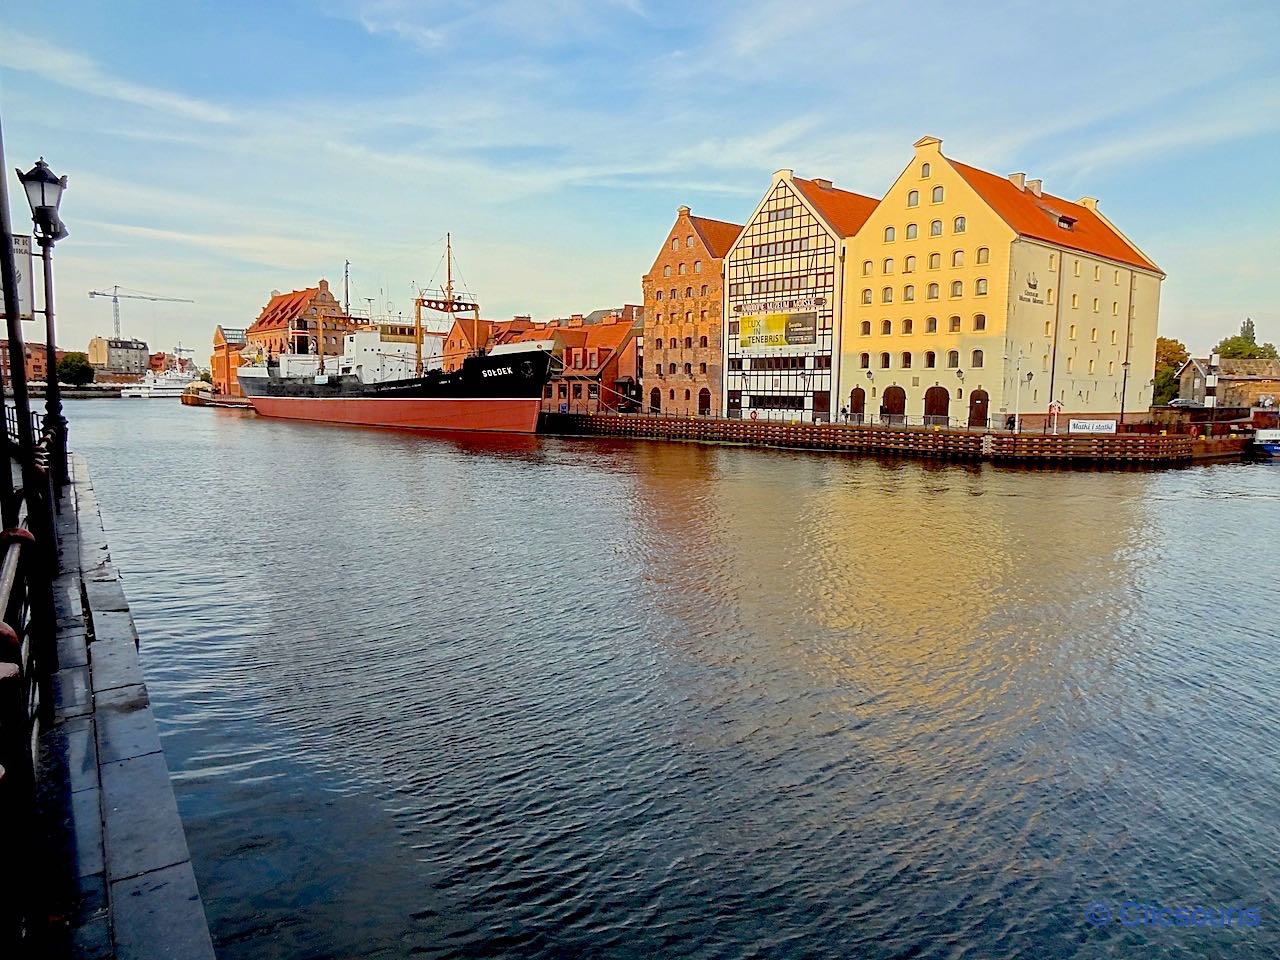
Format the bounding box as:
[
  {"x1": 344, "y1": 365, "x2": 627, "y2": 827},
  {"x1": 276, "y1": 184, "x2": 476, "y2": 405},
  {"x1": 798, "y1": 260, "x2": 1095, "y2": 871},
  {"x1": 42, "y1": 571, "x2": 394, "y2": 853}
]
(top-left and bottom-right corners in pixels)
[{"x1": 1, "y1": 0, "x2": 1277, "y2": 358}]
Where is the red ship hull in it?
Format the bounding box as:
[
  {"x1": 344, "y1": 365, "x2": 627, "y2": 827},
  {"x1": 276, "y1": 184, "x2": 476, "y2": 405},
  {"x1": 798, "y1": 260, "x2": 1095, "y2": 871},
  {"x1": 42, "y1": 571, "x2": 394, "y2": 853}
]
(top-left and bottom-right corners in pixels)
[{"x1": 245, "y1": 396, "x2": 543, "y2": 433}]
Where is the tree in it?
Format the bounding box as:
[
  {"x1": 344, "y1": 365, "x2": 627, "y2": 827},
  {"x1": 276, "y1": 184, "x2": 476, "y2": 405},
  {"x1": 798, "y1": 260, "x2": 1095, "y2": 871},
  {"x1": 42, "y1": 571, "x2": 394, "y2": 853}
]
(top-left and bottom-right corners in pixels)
[
  {"x1": 1152, "y1": 336, "x2": 1188, "y2": 405},
  {"x1": 199, "y1": 369, "x2": 213, "y2": 383},
  {"x1": 57, "y1": 352, "x2": 95, "y2": 386},
  {"x1": 1212, "y1": 317, "x2": 1278, "y2": 360}
]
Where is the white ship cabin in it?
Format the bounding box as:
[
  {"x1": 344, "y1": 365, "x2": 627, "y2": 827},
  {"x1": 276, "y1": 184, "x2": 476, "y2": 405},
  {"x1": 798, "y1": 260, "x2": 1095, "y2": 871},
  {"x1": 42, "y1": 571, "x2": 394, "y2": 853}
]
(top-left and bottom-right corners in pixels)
[{"x1": 241, "y1": 328, "x2": 445, "y2": 384}]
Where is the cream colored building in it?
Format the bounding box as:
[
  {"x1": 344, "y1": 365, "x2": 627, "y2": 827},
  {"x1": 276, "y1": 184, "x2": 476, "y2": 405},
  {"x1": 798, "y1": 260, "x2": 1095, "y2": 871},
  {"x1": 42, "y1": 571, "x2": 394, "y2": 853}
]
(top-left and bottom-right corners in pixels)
[{"x1": 841, "y1": 136, "x2": 1164, "y2": 428}]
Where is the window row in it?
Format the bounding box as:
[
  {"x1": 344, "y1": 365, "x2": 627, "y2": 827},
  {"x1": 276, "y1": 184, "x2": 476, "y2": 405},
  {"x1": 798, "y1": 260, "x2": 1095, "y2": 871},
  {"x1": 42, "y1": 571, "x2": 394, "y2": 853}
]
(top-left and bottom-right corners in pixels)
[
  {"x1": 661, "y1": 261, "x2": 703, "y2": 277},
  {"x1": 860, "y1": 315, "x2": 987, "y2": 336},
  {"x1": 752, "y1": 238, "x2": 810, "y2": 257},
  {"x1": 861, "y1": 279, "x2": 989, "y2": 304},
  {"x1": 652, "y1": 336, "x2": 711, "y2": 350},
  {"x1": 858, "y1": 349, "x2": 983, "y2": 370},
  {"x1": 883, "y1": 216, "x2": 964, "y2": 243},
  {"x1": 727, "y1": 272, "x2": 835, "y2": 296},
  {"x1": 725, "y1": 356, "x2": 833, "y2": 371},
  {"x1": 670, "y1": 236, "x2": 697, "y2": 251},
  {"x1": 863, "y1": 248, "x2": 989, "y2": 275},
  {"x1": 905, "y1": 186, "x2": 946, "y2": 207},
  {"x1": 654, "y1": 284, "x2": 711, "y2": 300},
  {"x1": 654, "y1": 362, "x2": 710, "y2": 376},
  {"x1": 652, "y1": 311, "x2": 710, "y2": 323}
]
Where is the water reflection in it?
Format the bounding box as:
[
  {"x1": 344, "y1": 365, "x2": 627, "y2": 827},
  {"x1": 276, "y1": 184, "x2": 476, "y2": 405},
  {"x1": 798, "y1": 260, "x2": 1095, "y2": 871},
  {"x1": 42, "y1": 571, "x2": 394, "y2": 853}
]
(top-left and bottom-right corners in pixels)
[{"x1": 66, "y1": 402, "x2": 1280, "y2": 960}]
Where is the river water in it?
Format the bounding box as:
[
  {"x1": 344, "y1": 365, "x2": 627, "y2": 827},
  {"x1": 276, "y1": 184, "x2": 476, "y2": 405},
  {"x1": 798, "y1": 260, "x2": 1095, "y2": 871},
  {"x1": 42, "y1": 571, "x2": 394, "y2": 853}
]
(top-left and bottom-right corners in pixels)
[{"x1": 67, "y1": 400, "x2": 1279, "y2": 959}]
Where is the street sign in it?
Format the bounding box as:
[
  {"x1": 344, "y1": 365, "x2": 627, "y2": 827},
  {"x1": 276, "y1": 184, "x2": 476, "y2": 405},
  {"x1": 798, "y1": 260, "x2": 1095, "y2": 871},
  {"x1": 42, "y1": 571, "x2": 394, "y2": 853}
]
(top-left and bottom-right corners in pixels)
[
  {"x1": 1048, "y1": 400, "x2": 1063, "y2": 414},
  {"x1": 2, "y1": 235, "x2": 35, "y2": 321}
]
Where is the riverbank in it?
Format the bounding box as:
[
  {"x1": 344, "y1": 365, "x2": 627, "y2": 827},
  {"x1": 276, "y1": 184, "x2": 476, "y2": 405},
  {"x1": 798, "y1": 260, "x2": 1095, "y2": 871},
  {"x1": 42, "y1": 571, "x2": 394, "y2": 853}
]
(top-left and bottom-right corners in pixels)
[{"x1": 539, "y1": 412, "x2": 1249, "y2": 467}]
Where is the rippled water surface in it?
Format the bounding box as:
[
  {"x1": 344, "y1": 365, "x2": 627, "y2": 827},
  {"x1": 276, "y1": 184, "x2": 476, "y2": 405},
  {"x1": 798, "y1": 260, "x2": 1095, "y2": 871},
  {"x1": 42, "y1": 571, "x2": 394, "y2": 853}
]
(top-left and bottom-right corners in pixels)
[{"x1": 67, "y1": 400, "x2": 1280, "y2": 959}]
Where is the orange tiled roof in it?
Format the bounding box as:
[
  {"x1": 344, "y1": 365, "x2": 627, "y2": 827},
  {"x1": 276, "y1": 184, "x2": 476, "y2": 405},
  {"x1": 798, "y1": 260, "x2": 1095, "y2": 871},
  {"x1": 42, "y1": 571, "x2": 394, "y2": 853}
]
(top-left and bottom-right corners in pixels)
[
  {"x1": 510, "y1": 317, "x2": 634, "y2": 375},
  {"x1": 247, "y1": 288, "x2": 317, "y2": 332},
  {"x1": 690, "y1": 216, "x2": 743, "y2": 259},
  {"x1": 791, "y1": 178, "x2": 879, "y2": 238},
  {"x1": 948, "y1": 161, "x2": 1160, "y2": 273}
]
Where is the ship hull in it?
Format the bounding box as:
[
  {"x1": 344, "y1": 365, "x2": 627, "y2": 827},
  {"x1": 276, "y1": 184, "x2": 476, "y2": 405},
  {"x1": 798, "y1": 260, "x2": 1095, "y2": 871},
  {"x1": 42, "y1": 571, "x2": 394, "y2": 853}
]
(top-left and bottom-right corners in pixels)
[
  {"x1": 246, "y1": 395, "x2": 542, "y2": 433},
  {"x1": 237, "y1": 346, "x2": 554, "y2": 434}
]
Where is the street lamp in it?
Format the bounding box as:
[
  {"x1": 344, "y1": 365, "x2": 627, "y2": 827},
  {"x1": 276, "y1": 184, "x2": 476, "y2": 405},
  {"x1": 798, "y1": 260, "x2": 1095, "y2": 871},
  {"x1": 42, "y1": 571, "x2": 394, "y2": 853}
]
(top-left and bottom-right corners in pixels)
[{"x1": 17, "y1": 157, "x2": 69, "y2": 484}]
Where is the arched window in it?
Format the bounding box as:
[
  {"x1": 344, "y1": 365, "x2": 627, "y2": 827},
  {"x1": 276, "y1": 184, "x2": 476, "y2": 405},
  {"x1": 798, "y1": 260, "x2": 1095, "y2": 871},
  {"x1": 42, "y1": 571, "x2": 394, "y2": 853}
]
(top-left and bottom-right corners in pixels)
[
  {"x1": 684, "y1": 336, "x2": 693, "y2": 348},
  {"x1": 903, "y1": 318, "x2": 914, "y2": 334},
  {"x1": 883, "y1": 258, "x2": 894, "y2": 273},
  {"x1": 973, "y1": 313, "x2": 986, "y2": 331},
  {"x1": 904, "y1": 255, "x2": 916, "y2": 273},
  {"x1": 952, "y1": 250, "x2": 964, "y2": 267},
  {"x1": 700, "y1": 335, "x2": 708, "y2": 347},
  {"x1": 671, "y1": 238, "x2": 679, "y2": 251},
  {"x1": 669, "y1": 337, "x2": 677, "y2": 348},
  {"x1": 947, "y1": 350, "x2": 960, "y2": 368},
  {"x1": 908, "y1": 190, "x2": 919, "y2": 207},
  {"x1": 932, "y1": 185, "x2": 944, "y2": 203},
  {"x1": 701, "y1": 284, "x2": 709, "y2": 296},
  {"x1": 668, "y1": 362, "x2": 676, "y2": 373},
  {"x1": 684, "y1": 363, "x2": 692, "y2": 375},
  {"x1": 925, "y1": 351, "x2": 936, "y2": 368},
  {"x1": 686, "y1": 236, "x2": 695, "y2": 248},
  {"x1": 1069, "y1": 324, "x2": 1077, "y2": 339},
  {"x1": 862, "y1": 260, "x2": 873, "y2": 276},
  {"x1": 685, "y1": 287, "x2": 693, "y2": 297},
  {"x1": 860, "y1": 320, "x2": 871, "y2": 336},
  {"x1": 903, "y1": 284, "x2": 915, "y2": 302},
  {"x1": 663, "y1": 265, "x2": 671, "y2": 277},
  {"x1": 927, "y1": 282, "x2": 939, "y2": 300},
  {"x1": 928, "y1": 252, "x2": 941, "y2": 269},
  {"x1": 906, "y1": 223, "x2": 918, "y2": 240},
  {"x1": 670, "y1": 388, "x2": 676, "y2": 399},
  {"x1": 926, "y1": 317, "x2": 938, "y2": 333},
  {"x1": 860, "y1": 352, "x2": 870, "y2": 368},
  {"x1": 882, "y1": 287, "x2": 893, "y2": 303},
  {"x1": 678, "y1": 263, "x2": 686, "y2": 275},
  {"x1": 972, "y1": 349, "x2": 984, "y2": 368},
  {"x1": 953, "y1": 216, "x2": 966, "y2": 233},
  {"x1": 949, "y1": 315, "x2": 961, "y2": 332},
  {"x1": 879, "y1": 352, "x2": 891, "y2": 368},
  {"x1": 921, "y1": 162, "x2": 931, "y2": 177},
  {"x1": 930, "y1": 220, "x2": 943, "y2": 237},
  {"x1": 975, "y1": 278, "x2": 988, "y2": 296},
  {"x1": 977, "y1": 246, "x2": 989, "y2": 264},
  {"x1": 884, "y1": 226, "x2": 896, "y2": 242},
  {"x1": 881, "y1": 319, "x2": 893, "y2": 335},
  {"x1": 950, "y1": 280, "x2": 963, "y2": 297},
  {"x1": 901, "y1": 352, "x2": 912, "y2": 368},
  {"x1": 1090, "y1": 327, "x2": 1098, "y2": 342},
  {"x1": 862, "y1": 288, "x2": 873, "y2": 304},
  {"x1": 694, "y1": 261, "x2": 702, "y2": 273},
  {"x1": 655, "y1": 290, "x2": 663, "y2": 300},
  {"x1": 684, "y1": 388, "x2": 692, "y2": 400},
  {"x1": 670, "y1": 288, "x2": 677, "y2": 299},
  {"x1": 699, "y1": 362, "x2": 707, "y2": 374}
]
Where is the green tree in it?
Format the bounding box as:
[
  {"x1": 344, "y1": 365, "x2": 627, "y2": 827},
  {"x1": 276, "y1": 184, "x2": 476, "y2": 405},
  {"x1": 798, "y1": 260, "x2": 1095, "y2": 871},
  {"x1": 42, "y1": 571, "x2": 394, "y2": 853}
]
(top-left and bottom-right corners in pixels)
[
  {"x1": 57, "y1": 352, "x2": 95, "y2": 386},
  {"x1": 1152, "y1": 336, "x2": 1188, "y2": 405},
  {"x1": 1212, "y1": 317, "x2": 1278, "y2": 360},
  {"x1": 199, "y1": 369, "x2": 213, "y2": 383}
]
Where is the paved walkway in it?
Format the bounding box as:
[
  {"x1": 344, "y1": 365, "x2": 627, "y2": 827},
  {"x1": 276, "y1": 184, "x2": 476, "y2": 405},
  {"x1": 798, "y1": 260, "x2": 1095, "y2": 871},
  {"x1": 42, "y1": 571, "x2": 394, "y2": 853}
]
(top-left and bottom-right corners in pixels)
[{"x1": 37, "y1": 454, "x2": 214, "y2": 958}]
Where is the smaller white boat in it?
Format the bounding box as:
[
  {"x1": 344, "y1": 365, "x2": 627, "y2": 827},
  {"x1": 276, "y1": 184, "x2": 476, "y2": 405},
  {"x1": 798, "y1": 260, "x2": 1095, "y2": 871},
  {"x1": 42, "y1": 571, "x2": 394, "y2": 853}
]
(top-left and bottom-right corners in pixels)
[
  {"x1": 121, "y1": 368, "x2": 197, "y2": 399},
  {"x1": 1254, "y1": 428, "x2": 1280, "y2": 460}
]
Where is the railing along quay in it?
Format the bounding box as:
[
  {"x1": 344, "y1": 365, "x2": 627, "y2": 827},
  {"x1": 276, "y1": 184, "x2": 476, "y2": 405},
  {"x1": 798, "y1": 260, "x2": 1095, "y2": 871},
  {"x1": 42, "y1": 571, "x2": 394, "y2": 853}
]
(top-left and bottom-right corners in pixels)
[{"x1": 538, "y1": 412, "x2": 1213, "y2": 467}]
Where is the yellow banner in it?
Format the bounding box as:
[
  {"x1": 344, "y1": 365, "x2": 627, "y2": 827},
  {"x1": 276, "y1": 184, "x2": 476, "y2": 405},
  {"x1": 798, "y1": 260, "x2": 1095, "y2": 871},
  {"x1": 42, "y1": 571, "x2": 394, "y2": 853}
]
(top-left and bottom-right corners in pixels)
[{"x1": 738, "y1": 311, "x2": 817, "y2": 350}]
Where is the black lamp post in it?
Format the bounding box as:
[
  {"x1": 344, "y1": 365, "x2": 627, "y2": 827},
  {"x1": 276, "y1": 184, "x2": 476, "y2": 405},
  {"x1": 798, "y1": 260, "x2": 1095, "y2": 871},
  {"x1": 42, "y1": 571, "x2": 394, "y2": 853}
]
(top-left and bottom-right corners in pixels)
[{"x1": 16, "y1": 158, "x2": 68, "y2": 485}]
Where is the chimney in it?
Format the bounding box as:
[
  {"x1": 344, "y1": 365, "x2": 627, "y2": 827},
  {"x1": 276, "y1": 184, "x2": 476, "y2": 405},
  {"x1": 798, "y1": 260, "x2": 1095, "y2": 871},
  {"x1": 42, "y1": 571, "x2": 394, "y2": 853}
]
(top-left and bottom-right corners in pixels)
[
  {"x1": 1008, "y1": 172, "x2": 1026, "y2": 191},
  {"x1": 1026, "y1": 179, "x2": 1042, "y2": 197},
  {"x1": 677, "y1": 205, "x2": 690, "y2": 216},
  {"x1": 812, "y1": 178, "x2": 833, "y2": 190},
  {"x1": 1077, "y1": 196, "x2": 1100, "y2": 210},
  {"x1": 319, "y1": 279, "x2": 330, "y2": 293}
]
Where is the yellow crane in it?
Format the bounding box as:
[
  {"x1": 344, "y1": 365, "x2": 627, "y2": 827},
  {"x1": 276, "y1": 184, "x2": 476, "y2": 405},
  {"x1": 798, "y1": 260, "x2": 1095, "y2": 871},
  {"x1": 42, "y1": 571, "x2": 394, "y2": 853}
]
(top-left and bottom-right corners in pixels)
[{"x1": 88, "y1": 285, "x2": 195, "y2": 338}]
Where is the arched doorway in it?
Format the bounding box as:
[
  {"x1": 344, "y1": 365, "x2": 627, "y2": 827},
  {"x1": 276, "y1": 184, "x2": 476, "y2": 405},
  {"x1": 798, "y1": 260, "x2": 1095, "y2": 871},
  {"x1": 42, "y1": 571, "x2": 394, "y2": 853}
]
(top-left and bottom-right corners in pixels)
[
  {"x1": 849, "y1": 387, "x2": 866, "y2": 424},
  {"x1": 924, "y1": 385, "x2": 950, "y2": 425},
  {"x1": 649, "y1": 387, "x2": 661, "y2": 414},
  {"x1": 968, "y1": 389, "x2": 989, "y2": 428},
  {"x1": 881, "y1": 386, "x2": 906, "y2": 424},
  {"x1": 698, "y1": 388, "x2": 712, "y2": 416}
]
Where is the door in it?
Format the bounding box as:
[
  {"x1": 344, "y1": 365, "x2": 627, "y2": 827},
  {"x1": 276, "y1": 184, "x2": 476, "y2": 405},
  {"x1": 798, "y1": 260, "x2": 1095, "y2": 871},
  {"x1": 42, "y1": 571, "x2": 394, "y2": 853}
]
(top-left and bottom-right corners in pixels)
[
  {"x1": 850, "y1": 387, "x2": 865, "y2": 424},
  {"x1": 698, "y1": 388, "x2": 712, "y2": 416},
  {"x1": 649, "y1": 387, "x2": 661, "y2": 414},
  {"x1": 812, "y1": 391, "x2": 830, "y2": 423},
  {"x1": 882, "y1": 386, "x2": 906, "y2": 423},
  {"x1": 968, "y1": 389, "x2": 989, "y2": 428},
  {"x1": 727, "y1": 390, "x2": 742, "y2": 419},
  {"x1": 924, "y1": 385, "x2": 950, "y2": 426}
]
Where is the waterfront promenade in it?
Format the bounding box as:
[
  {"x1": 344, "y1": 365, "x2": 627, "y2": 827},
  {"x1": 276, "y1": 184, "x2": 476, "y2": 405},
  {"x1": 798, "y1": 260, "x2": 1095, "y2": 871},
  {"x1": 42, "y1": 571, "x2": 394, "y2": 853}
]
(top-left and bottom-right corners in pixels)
[{"x1": 2, "y1": 451, "x2": 213, "y2": 958}]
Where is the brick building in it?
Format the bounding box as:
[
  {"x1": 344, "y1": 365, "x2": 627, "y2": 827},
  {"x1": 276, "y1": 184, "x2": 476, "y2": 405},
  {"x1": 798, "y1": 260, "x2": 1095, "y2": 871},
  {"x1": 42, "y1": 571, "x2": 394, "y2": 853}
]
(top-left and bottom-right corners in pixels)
[
  {"x1": 0, "y1": 341, "x2": 65, "y2": 386},
  {"x1": 509, "y1": 314, "x2": 641, "y2": 413},
  {"x1": 1178, "y1": 357, "x2": 1280, "y2": 408},
  {"x1": 442, "y1": 316, "x2": 538, "y2": 372},
  {"x1": 210, "y1": 326, "x2": 247, "y2": 397},
  {"x1": 642, "y1": 206, "x2": 741, "y2": 416},
  {"x1": 245, "y1": 280, "x2": 358, "y2": 358}
]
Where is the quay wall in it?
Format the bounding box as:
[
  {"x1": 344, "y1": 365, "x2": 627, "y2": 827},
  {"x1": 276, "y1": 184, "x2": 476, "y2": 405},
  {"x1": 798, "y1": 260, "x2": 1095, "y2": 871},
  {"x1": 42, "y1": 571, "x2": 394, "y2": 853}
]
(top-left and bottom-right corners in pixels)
[{"x1": 537, "y1": 413, "x2": 1233, "y2": 467}]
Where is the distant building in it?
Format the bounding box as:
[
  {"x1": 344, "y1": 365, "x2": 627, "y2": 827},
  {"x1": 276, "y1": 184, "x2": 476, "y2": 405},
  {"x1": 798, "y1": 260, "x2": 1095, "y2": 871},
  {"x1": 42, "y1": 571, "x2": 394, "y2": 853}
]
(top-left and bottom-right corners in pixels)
[
  {"x1": 441, "y1": 316, "x2": 539, "y2": 372},
  {"x1": 642, "y1": 206, "x2": 741, "y2": 416},
  {"x1": 1178, "y1": 357, "x2": 1280, "y2": 408},
  {"x1": 0, "y1": 341, "x2": 66, "y2": 386},
  {"x1": 507, "y1": 313, "x2": 641, "y2": 413},
  {"x1": 211, "y1": 326, "x2": 247, "y2": 397},
  {"x1": 87, "y1": 337, "x2": 149, "y2": 374},
  {"x1": 245, "y1": 280, "x2": 358, "y2": 357}
]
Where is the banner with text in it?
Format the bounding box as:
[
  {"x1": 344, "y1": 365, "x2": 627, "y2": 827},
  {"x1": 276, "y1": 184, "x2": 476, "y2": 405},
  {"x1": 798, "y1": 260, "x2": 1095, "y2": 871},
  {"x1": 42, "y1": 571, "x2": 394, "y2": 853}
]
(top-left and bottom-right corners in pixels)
[
  {"x1": 1068, "y1": 419, "x2": 1117, "y2": 434},
  {"x1": 738, "y1": 311, "x2": 818, "y2": 350}
]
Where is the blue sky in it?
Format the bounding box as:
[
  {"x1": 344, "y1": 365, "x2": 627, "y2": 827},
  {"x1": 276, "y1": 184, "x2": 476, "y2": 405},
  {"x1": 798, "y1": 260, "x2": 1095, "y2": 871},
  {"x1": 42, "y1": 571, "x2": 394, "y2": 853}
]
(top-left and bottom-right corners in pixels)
[{"x1": 1, "y1": 0, "x2": 1277, "y2": 356}]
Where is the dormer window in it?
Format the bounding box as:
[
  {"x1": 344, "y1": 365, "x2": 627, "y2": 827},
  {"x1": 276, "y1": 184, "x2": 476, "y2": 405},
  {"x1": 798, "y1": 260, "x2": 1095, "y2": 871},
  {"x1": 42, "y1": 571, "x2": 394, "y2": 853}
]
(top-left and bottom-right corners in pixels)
[{"x1": 1057, "y1": 215, "x2": 1076, "y2": 230}]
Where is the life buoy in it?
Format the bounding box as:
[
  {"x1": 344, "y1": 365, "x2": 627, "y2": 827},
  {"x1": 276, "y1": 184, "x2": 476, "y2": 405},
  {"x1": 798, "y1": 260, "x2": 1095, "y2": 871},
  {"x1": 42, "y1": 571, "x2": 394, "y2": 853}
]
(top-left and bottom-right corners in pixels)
[{"x1": 750, "y1": 410, "x2": 759, "y2": 420}]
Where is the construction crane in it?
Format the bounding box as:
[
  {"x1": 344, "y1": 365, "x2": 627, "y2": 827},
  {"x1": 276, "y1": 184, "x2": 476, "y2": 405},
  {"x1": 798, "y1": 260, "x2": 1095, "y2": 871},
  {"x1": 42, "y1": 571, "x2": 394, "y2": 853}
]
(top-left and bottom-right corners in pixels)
[{"x1": 88, "y1": 285, "x2": 195, "y2": 338}]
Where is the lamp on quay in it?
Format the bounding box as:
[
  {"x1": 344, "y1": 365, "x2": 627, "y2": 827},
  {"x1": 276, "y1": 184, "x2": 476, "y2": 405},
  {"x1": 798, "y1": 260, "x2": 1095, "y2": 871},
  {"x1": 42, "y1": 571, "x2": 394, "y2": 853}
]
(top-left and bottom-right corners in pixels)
[{"x1": 16, "y1": 157, "x2": 69, "y2": 484}]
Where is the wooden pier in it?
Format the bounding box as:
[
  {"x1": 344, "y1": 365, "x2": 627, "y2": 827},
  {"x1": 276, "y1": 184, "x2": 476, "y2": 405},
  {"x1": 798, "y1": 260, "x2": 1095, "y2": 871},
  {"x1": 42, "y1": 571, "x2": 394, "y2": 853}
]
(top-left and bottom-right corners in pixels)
[{"x1": 539, "y1": 413, "x2": 1248, "y2": 467}]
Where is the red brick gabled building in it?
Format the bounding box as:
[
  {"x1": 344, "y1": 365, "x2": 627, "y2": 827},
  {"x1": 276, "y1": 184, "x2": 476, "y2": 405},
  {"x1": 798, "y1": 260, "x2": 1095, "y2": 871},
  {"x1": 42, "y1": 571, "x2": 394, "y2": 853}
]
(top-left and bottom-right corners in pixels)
[
  {"x1": 509, "y1": 314, "x2": 641, "y2": 413},
  {"x1": 245, "y1": 280, "x2": 358, "y2": 358},
  {"x1": 441, "y1": 316, "x2": 539, "y2": 372},
  {"x1": 642, "y1": 206, "x2": 742, "y2": 416}
]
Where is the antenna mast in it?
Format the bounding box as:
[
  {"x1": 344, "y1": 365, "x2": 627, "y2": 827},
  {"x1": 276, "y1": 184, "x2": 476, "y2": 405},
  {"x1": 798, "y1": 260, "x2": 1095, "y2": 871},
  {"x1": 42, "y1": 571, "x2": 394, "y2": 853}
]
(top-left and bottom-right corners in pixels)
[{"x1": 343, "y1": 259, "x2": 350, "y2": 316}]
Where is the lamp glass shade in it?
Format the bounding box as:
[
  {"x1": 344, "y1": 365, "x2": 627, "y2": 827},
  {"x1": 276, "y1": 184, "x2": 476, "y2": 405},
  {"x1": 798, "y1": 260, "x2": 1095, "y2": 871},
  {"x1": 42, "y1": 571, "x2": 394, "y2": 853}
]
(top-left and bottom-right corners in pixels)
[{"x1": 18, "y1": 159, "x2": 65, "y2": 215}]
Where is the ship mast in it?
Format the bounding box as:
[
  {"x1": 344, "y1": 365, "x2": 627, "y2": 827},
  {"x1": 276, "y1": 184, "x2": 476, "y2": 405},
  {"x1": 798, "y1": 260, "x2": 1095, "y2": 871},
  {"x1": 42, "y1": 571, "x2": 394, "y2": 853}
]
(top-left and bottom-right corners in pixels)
[{"x1": 414, "y1": 292, "x2": 424, "y2": 377}]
